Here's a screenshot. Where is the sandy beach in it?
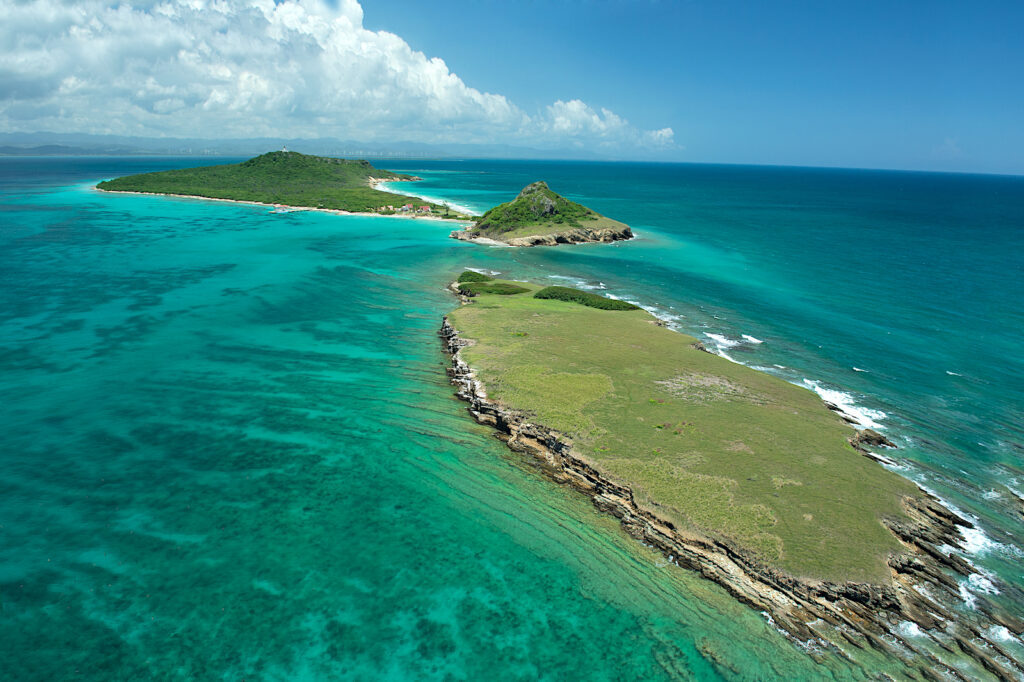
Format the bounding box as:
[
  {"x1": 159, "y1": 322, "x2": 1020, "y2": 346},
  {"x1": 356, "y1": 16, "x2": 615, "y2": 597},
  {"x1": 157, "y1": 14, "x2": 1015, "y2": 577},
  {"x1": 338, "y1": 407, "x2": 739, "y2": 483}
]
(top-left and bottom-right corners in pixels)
[
  {"x1": 94, "y1": 185, "x2": 473, "y2": 226},
  {"x1": 370, "y1": 178, "x2": 477, "y2": 216}
]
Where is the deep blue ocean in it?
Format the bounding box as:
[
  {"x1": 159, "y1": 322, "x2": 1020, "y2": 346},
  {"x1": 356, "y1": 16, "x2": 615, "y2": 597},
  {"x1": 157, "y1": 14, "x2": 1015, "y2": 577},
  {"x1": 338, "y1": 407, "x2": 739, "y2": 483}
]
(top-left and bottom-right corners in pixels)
[{"x1": 1, "y1": 156, "x2": 1022, "y2": 680}]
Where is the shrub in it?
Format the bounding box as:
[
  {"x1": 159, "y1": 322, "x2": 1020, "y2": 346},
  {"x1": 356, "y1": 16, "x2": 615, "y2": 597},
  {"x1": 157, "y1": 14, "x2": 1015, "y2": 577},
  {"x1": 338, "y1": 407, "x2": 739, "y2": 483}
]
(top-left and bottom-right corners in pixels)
[
  {"x1": 457, "y1": 270, "x2": 494, "y2": 283},
  {"x1": 532, "y1": 286, "x2": 640, "y2": 311},
  {"x1": 458, "y1": 282, "x2": 529, "y2": 296}
]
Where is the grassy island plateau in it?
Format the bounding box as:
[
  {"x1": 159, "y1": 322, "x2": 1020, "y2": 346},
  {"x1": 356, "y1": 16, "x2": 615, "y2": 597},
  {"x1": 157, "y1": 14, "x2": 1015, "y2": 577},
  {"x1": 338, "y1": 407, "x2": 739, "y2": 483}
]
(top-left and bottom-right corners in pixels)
[
  {"x1": 442, "y1": 272, "x2": 1024, "y2": 681},
  {"x1": 96, "y1": 151, "x2": 472, "y2": 219},
  {"x1": 450, "y1": 181, "x2": 633, "y2": 246}
]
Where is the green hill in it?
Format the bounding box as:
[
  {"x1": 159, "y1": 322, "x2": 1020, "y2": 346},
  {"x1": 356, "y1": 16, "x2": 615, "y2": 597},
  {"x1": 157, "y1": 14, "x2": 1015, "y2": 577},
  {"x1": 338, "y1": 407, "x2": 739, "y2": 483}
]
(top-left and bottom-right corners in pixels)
[
  {"x1": 97, "y1": 151, "x2": 466, "y2": 217},
  {"x1": 452, "y1": 181, "x2": 632, "y2": 246}
]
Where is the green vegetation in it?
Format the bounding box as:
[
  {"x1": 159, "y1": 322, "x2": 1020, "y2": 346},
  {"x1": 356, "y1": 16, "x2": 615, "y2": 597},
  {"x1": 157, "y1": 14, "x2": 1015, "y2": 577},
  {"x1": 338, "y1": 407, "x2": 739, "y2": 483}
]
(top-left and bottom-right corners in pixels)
[
  {"x1": 97, "y1": 151, "x2": 470, "y2": 217},
  {"x1": 460, "y1": 181, "x2": 630, "y2": 241},
  {"x1": 476, "y1": 181, "x2": 597, "y2": 233},
  {"x1": 533, "y1": 286, "x2": 640, "y2": 311},
  {"x1": 457, "y1": 281, "x2": 530, "y2": 296},
  {"x1": 448, "y1": 277, "x2": 921, "y2": 583},
  {"x1": 456, "y1": 270, "x2": 495, "y2": 283}
]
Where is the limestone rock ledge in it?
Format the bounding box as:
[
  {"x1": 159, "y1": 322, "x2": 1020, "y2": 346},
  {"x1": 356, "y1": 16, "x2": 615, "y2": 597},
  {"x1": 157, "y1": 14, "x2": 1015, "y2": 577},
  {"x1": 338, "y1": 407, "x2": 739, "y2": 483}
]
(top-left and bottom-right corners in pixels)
[
  {"x1": 450, "y1": 224, "x2": 633, "y2": 247},
  {"x1": 440, "y1": 314, "x2": 1024, "y2": 681}
]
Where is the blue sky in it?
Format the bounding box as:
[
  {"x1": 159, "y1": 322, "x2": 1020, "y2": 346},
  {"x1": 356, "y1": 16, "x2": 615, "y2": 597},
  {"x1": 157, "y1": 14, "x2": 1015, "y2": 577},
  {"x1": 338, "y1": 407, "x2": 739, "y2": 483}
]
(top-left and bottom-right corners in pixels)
[
  {"x1": 2, "y1": 0, "x2": 1022, "y2": 172},
  {"x1": 362, "y1": 0, "x2": 1024, "y2": 173}
]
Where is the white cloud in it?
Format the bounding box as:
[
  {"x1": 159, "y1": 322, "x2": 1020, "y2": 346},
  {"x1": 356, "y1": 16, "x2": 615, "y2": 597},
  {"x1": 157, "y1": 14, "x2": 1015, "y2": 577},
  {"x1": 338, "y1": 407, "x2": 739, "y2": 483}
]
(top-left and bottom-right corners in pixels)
[
  {"x1": 544, "y1": 100, "x2": 674, "y2": 149},
  {"x1": 0, "y1": 0, "x2": 674, "y2": 153}
]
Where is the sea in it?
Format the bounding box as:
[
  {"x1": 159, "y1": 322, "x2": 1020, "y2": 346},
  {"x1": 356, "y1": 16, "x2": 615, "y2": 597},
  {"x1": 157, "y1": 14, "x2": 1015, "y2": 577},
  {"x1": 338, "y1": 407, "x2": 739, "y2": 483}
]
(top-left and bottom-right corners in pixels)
[{"x1": 1, "y1": 156, "x2": 1022, "y2": 680}]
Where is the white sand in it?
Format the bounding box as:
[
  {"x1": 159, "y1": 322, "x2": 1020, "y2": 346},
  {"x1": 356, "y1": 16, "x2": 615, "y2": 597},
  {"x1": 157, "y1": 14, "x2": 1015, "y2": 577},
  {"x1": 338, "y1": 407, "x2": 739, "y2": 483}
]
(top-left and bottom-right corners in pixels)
[{"x1": 94, "y1": 186, "x2": 472, "y2": 226}]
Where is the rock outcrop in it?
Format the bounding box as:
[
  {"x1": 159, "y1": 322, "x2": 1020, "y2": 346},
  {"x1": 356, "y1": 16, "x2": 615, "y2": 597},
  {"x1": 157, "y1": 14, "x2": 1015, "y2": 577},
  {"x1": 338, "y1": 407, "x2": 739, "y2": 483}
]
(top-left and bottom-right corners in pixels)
[
  {"x1": 516, "y1": 181, "x2": 558, "y2": 215},
  {"x1": 851, "y1": 428, "x2": 897, "y2": 449},
  {"x1": 440, "y1": 311, "x2": 1024, "y2": 680},
  {"x1": 450, "y1": 224, "x2": 632, "y2": 247}
]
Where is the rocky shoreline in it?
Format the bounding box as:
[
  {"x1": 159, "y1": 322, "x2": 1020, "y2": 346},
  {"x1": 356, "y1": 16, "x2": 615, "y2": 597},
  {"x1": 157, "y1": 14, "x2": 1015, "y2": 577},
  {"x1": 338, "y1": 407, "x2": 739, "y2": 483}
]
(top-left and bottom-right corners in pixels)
[
  {"x1": 450, "y1": 224, "x2": 633, "y2": 247},
  {"x1": 440, "y1": 304, "x2": 1024, "y2": 680}
]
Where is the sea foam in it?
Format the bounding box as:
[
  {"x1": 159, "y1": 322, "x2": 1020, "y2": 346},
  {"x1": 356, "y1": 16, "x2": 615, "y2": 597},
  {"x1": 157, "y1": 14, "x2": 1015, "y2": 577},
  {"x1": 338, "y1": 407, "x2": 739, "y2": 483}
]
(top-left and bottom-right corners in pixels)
[
  {"x1": 959, "y1": 570, "x2": 1002, "y2": 610},
  {"x1": 606, "y1": 293, "x2": 681, "y2": 328},
  {"x1": 702, "y1": 333, "x2": 741, "y2": 362},
  {"x1": 704, "y1": 333, "x2": 740, "y2": 348},
  {"x1": 800, "y1": 379, "x2": 887, "y2": 429},
  {"x1": 896, "y1": 621, "x2": 925, "y2": 638},
  {"x1": 988, "y1": 626, "x2": 1020, "y2": 644},
  {"x1": 548, "y1": 275, "x2": 607, "y2": 291}
]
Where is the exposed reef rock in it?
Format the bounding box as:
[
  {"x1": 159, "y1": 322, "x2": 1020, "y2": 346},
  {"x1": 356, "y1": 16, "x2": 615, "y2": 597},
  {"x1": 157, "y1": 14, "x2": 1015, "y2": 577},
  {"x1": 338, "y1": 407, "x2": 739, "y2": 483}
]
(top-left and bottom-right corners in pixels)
[
  {"x1": 852, "y1": 428, "x2": 898, "y2": 450},
  {"x1": 440, "y1": 311, "x2": 1024, "y2": 680},
  {"x1": 824, "y1": 400, "x2": 861, "y2": 425},
  {"x1": 450, "y1": 224, "x2": 633, "y2": 247}
]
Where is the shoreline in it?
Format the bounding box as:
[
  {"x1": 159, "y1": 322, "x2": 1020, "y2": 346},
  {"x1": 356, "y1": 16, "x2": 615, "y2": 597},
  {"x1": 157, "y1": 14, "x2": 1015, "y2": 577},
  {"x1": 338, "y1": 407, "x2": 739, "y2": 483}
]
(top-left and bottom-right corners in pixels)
[
  {"x1": 93, "y1": 186, "x2": 473, "y2": 226},
  {"x1": 574, "y1": 282, "x2": 898, "y2": 433},
  {"x1": 440, "y1": 286, "x2": 1024, "y2": 680},
  {"x1": 450, "y1": 227, "x2": 636, "y2": 247},
  {"x1": 446, "y1": 235, "x2": 513, "y2": 247},
  {"x1": 370, "y1": 178, "x2": 478, "y2": 216}
]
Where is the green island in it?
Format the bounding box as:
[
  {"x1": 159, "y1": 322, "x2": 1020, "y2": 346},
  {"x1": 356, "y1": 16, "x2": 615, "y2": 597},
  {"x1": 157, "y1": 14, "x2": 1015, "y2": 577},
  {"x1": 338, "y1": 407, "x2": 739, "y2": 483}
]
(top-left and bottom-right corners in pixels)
[
  {"x1": 96, "y1": 151, "x2": 472, "y2": 218},
  {"x1": 450, "y1": 181, "x2": 633, "y2": 246},
  {"x1": 441, "y1": 272, "x2": 1021, "y2": 678},
  {"x1": 447, "y1": 273, "x2": 915, "y2": 582}
]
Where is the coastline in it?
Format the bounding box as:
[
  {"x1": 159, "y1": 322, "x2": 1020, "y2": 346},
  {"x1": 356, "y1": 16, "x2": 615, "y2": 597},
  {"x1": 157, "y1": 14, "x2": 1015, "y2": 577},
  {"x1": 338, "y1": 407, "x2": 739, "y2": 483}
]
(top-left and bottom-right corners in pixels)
[
  {"x1": 370, "y1": 178, "x2": 478, "y2": 216},
  {"x1": 13, "y1": 156, "x2": 1023, "y2": 680},
  {"x1": 449, "y1": 225, "x2": 635, "y2": 247},
  {"x1": 440, "y1": 286, "x2": 1024, "y2": 681},
  {"x1": 94, "y1": 186, "x2": 473, "y2": 226},
  {"x1": 446, "y1": 235, "x2": 514, "y2": 247}
]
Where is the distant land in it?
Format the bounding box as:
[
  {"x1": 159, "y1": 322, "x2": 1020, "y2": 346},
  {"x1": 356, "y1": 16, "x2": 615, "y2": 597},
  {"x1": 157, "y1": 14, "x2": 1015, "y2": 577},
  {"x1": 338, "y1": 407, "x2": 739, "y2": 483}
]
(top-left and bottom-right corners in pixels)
[
  {"x1": 0, "y1": 132, "x2": 608, "y2": 161},
  {"x1": 441, "y1": 271, "x2": 1023, "y2": 678},
  {"x1": 0, "y1": 144, "x2": 147, "y2": 157},
  {"x1": 96, "y1": 151, "x2": 471, "y2": 218},
  {"x1": 451, "y1": 181, "x2": 632, "y2": 246}
]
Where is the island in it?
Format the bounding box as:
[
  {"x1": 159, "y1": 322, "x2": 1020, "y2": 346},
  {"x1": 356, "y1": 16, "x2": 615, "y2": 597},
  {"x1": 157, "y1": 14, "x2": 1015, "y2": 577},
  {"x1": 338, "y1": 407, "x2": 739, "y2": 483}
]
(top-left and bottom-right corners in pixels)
[
  {"x1": 442, "y1": 272, "x2": 1024, "y2": 680},
  {"x1": 450, "y1": 181, "x2": 633, "y2": 246},
  {"x1": 96, "y1": 151, "x2": 472, "y2": 219}
]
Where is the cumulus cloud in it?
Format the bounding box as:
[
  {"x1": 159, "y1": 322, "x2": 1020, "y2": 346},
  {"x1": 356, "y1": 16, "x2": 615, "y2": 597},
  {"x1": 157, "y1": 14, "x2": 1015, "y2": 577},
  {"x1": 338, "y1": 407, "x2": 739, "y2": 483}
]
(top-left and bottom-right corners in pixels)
[{"x1": 0, "y1": 0, "x2": 674, "y2": 152}]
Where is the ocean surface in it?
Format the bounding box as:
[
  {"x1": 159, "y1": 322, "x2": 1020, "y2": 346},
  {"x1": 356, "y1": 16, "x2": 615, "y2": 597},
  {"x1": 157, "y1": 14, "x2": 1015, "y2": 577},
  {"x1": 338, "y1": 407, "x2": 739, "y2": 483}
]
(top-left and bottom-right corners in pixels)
[{"x1": 1, "y1": 156, "x2": 1022, "y2": 680}]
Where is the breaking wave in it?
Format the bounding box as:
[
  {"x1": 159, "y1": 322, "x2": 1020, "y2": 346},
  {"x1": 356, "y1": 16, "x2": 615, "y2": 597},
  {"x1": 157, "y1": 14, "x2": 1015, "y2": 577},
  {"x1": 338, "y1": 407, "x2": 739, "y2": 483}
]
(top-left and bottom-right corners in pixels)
[{"x1": 800, "y1": 379, "x2": 887, "y2": 429}]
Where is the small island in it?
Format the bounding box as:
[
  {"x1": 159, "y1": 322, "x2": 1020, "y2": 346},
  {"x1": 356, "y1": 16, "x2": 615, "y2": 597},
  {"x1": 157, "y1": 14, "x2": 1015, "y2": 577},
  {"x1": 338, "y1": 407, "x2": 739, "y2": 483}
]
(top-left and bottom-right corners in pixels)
[
  {"x1": 441, "y1": 272, "x2": 1023, "y2": 679},
  {"x1": 450, "y1": 181, "x2": 632, "y2": 246},
  {"x1": 96, "y1": 151, "x2": 472, "y2": 219}
]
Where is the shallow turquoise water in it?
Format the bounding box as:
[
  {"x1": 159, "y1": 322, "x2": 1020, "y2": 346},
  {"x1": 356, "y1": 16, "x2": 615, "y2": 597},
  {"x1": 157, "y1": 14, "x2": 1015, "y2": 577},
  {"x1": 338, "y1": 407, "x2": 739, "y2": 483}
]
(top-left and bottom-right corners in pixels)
[{"x1": 1, "y1": 157, "x2": 1022, "y2": 679}]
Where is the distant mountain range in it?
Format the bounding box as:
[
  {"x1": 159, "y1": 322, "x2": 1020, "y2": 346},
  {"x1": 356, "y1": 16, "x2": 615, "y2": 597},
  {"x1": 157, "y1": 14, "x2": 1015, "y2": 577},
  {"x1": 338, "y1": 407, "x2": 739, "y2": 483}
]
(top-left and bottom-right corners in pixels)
[{"x1": 0, "y1": 132, "x2": 608, "y2": 161}]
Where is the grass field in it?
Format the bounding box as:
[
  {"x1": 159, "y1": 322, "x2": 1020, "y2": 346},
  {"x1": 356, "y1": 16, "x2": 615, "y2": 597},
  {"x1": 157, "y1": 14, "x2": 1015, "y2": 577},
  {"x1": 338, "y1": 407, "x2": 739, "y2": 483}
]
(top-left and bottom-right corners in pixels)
[
  {"x1": 447, "y1": 278, "x2": 920, "y2": 583},
  {"x1": 97, "y1": 151, "x2": 469, "y2": 216}
]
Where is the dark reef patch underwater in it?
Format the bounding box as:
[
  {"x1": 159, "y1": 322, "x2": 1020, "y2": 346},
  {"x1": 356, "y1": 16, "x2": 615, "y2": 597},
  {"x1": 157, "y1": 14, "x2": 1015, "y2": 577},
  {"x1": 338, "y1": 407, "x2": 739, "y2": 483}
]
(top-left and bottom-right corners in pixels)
[{"x1": 1, "y1": 156, "x2": 1023, "y2": 680}]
